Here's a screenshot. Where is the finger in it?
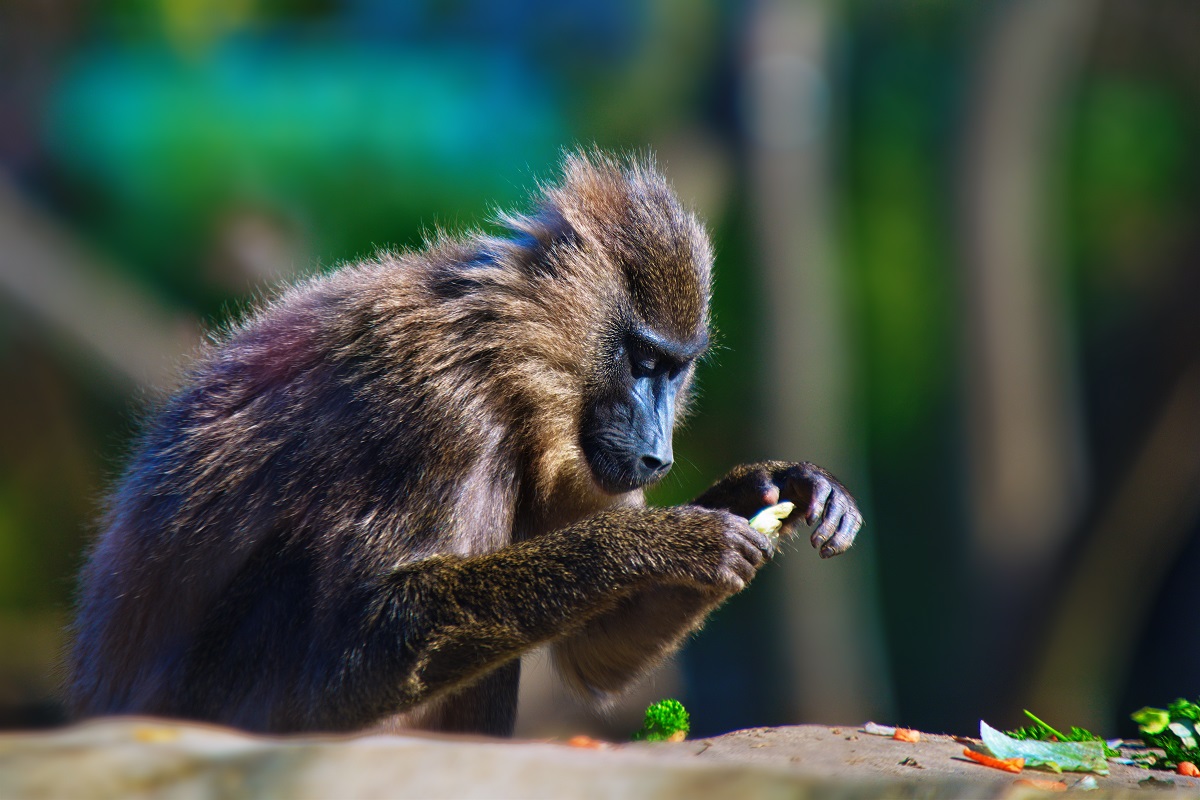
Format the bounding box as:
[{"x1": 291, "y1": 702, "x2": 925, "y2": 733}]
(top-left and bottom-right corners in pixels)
[
  {"x1": 810, "y1": 511, "x2": 839, "y2": 550},
  {"x1": 732, "y1": 526, "x2": 772, "y2": 564},
  {"x1": 810, "y1": 494, "x2": 849, "y2": 549},
  {"x1": 745, "y1": 526, "x2": 776, "y2": 560},
  {"x1": 717, "y1": 550, "x2": 755, "y2": 587},
  {"x1": 820, "y1": 510, "x2": 861, "y2": 558},
  {"x1": 805, "y1": 477, "x2": 832, "y2": 525},
  {"x1": 820, "y1": 513, "x2": 859, "y2": 556},
  {"x1": 746, "y1": 468, "x2": 781, "y2": 509},
  {"x1": 731, "y1": 555, "x2": 756, "y2": 583}
]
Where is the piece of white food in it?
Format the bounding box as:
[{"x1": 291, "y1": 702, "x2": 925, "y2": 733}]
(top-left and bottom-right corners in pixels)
[{"x1": 747, "y1": 502, "x2": 796, "y2": 536}]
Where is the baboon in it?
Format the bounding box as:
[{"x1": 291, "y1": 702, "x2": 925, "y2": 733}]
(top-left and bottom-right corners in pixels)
[{"x1": 70, "y1": 152, "x2": 862, "y2": 735}]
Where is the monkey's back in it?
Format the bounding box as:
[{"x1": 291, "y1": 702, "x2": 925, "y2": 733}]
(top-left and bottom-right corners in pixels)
[{"x1": 69, "y1": 258, "x2": 522, "y2": 729}]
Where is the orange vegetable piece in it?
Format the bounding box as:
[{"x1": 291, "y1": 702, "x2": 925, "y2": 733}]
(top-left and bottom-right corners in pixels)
[
  {"x1": 962, "y1": 748, "x2": 1025, "y2": 773},
  {"x1": 566, "y1": 735, "x2": 607, "y2": 749},
  {"x1": 893, "y1": 728, "x2": 920, "y2": 743},
  {"x1": 1013, "y1": 778, "x2": 1067, "y2": 791},
  {"x1": 1178, "y1": 761, "x2": 1200, "y2": 777}
]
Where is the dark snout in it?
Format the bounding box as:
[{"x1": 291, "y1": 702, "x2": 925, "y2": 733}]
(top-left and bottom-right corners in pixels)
[
  {"x1": 581, "y1": 372, "x2": 680, "y2": 494},
  {"x1": 626, "y1": 369, "x2": 677, "y2": 487}
]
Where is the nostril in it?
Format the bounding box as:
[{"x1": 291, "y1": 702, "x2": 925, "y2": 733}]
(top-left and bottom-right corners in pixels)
[{"x1": 641, "y1": 455, "x2": 672, "y2": 473}]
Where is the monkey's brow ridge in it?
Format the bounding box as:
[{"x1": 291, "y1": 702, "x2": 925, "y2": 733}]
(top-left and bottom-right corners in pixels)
[{"x1": 631, "y1": 325, "x2": 709, "y2": 362}]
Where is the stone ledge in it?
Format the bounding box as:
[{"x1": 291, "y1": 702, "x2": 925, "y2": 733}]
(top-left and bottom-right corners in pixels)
[{"x1": 0, "y1": 718, "x2": 1194, "y2": 799}]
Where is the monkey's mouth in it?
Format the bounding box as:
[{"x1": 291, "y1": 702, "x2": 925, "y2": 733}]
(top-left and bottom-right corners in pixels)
[
  {"x1": 580, "y1": 437, "x2": 672, "y2": 495},
  {"x1": 593, "y1": 468, "x2": 655, "y2": 495}
]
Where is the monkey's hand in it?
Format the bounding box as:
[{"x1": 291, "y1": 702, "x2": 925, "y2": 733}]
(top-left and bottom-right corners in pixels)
[
  {"x1": 694, "y1": 461, "x2": 862, "y2": 558},
  {"x1": 639, "y1": 506, "x2": 777, "y2": 595},
  {"x1": 580, "y1": 506, "x2": 774, "y2": 597}
]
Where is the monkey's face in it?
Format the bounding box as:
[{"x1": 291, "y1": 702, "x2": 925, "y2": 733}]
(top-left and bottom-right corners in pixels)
[{"x1": 579, "y1": 322, "x2": 706, "y2": 494}]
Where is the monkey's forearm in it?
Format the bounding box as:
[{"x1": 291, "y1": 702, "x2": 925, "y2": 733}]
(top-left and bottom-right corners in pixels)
[
  {"x1": 317, "y1": 505, "x2": 762, "y2": 728},
  {"x1": 326, "y1": 508, "x2": 710, "y2": 726}
]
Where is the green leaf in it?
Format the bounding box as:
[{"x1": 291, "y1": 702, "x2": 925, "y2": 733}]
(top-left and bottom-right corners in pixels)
[
  {"x1": 1169, "y1": 721, "x2": 1199, "y2": 750},
  {"x1": 1131, "y1": 700, "x2": 1200, "y2": 767},
  {"x1": 1007, "y1": 710, "x2": 1119, "y2": 758},
  {"x1": 981, "y1": 721, "x2": 1109, "y2": 774},
  {"x1": 1133, "y1": 707, "x2": 1172, "y2": 736},
  {"x1": 1168, "y1": 698, "x2": 1200, "y2": 723}
]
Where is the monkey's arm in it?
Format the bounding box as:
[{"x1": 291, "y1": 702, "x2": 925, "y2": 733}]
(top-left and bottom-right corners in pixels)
[
  {"x1": 694, "y1": 461, "x2": 862, "y2": 558},
  {"x1": 551, "y1": 462, "x2": 862, "y2": 699},
  {"x1": 321, "y1": 505, "x2": 769, "y2": 729}
]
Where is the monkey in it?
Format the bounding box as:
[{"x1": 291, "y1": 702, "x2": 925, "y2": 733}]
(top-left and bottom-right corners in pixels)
[{"x1": 69, "y1": 151, "x2": 862, "y2": 736}]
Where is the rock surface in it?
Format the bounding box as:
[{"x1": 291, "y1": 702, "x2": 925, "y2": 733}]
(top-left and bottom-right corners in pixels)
[{"x1": 1, "y1": 718, "x2": 1197, "y2": 798}]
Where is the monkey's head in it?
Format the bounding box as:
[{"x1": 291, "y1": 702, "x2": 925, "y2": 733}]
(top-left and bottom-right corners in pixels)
[
  {"x1": 514, "y1": 152, "x2": 713, "y2": 496},
  {"x1": 426, "y1": 151, "x2": 712, "y2": 505},
  {"x1": 577, "y1": 313, "x2": 709, "y2": 494}
]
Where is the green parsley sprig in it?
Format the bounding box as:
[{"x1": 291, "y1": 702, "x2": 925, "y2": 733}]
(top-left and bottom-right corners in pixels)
[
  {"x1": 1007, "y1": 710, "x2": 1120, "y2": 758},
  {"x1": 1133, "y1": 699, "x2": 1200, "y2": 768}
]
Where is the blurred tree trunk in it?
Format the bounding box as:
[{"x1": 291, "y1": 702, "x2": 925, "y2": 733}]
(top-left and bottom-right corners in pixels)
[
  {"x1": 960, "y1": 0, "x2": 1094, "y2": 586},
  {"x1": 0, "y1": 178, "x2": 198, "y2": 390},
  {"x1": 744, "y1": 0, "x2": 892, "y2": 724},
  {"x1": 1029, "y1": 363, "x2": 1200, "y2": 729},
  {"x1": 957, "y1": 0, "x2": 1096, "y2": 721}
]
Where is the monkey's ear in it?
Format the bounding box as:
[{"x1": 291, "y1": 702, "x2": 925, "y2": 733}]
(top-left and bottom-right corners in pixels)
[{"x1": 501, "y1": 205, "x2": 579, "y2": 279}]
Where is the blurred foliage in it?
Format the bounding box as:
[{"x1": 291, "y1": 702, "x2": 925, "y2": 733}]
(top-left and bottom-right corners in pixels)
[
  {"x1": 46, "y1": 42, "x2": 565, "y2": 312},
  {"x1": 836, "y1": 4, "x2": 972, "y2": 731},
  {"x1": 841, "y1": 11, "x2": 959, "y2": 442},
  {"x1": 1068, "y1": 79, "x2": 1194, "y2": 320}
]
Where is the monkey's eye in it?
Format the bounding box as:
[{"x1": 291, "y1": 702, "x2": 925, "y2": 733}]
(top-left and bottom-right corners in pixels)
[
  {"x1": 628, "y1": 343, "x2": 659, "y2": 377},
  {"x1": 634, "y1": 356, "x2": 658, "y2": 376}
]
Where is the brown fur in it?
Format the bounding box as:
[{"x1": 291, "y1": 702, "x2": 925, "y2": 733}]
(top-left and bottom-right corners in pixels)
[{"x1": 69, "y1": 151, "x2": 861, "y2": 734}]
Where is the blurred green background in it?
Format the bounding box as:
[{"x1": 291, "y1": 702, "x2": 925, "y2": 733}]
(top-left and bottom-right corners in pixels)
[{"x1": 1, "y1": 0, "x2": 1198, "y2": 741}]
